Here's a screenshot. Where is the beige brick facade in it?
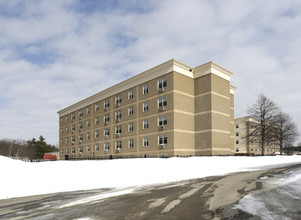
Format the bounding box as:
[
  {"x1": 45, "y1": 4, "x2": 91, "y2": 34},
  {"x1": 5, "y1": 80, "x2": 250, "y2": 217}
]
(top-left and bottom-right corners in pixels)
[
  {"x1": 58, "y1": 59, "x2": 236, "y2": 159},
  {"x1": 234, "y1": 116, "x2": 280, "y2": 155}
]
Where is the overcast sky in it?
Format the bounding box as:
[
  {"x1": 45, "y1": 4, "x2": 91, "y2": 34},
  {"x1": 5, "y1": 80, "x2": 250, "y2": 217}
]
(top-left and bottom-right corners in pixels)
[{"x1": 0, "y1": 0, "x2": 300, "y2": 145}]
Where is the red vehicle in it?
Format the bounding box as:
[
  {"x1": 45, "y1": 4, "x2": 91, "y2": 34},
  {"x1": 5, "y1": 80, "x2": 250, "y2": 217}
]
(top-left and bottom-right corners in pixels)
[{"x1": 44, "y1": 154, "x2": 57, "y2": 160}]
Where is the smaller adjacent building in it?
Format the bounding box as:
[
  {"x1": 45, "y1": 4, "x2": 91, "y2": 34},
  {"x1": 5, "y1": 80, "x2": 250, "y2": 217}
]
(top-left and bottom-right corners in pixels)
[{"x1": 234, "y1": 116, "x2": 280, "y2": 155}]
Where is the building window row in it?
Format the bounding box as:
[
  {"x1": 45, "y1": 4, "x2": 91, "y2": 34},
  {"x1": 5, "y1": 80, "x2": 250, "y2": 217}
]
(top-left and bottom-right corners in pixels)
[{"x1": 64, "y1": 134, "x2": 168, "y2": 155}]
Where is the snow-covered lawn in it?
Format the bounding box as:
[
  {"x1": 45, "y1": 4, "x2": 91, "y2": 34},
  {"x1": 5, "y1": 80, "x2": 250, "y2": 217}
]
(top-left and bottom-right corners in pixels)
[{"x1": 1, "y1": 155, "x2": 301, "y2": 200}]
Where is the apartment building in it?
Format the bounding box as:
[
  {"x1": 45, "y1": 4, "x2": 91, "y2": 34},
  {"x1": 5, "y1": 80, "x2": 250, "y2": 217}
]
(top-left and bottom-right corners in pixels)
[
  {"x1": 58, "y1": 59, "x2": 236, "y2": 159},
  {"x1": 234, "y1": 116, "x2": 280, "y2": 155}
]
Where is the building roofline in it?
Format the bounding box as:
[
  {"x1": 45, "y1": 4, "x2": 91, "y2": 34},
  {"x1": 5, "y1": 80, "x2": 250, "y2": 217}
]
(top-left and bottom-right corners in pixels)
[{"x1": 58, "y1": 59, "x2": 234, "y2": 116}]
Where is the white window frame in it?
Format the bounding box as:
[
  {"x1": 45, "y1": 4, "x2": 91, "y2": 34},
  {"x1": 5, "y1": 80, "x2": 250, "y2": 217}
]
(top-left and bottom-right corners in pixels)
[
  {"x1": 104, "y1": 128, "x2": 110, "y2": 136},
  {"x1": 115, "y1": 110, "x2": 122, "y2": 119},
  {"x1": 143, "y1": 102, "x2": 149, "y2": 112},
  {"x1": 158, "y1": 116, "x2": 168, "y2": 126},
  {"x1": 115, "y1": 125, "x2": 122, "y2": 134},
  {"x1": 104, "y1": 142, "x2": 110, "y2": 151},
  {"x1": 143, "y1": 85, "x2": 148, "y2": 94},
  {"x1": 104, "y1": 99, "x2": 110, "y2": 109},
  {"x1": 86, "y1": 107, "x2": 90, "y2": 115},
  {"x1": 158, "y1": 78, "x2": 167, "y2": 89},
  {"x1": 128, "y1": 122, "x2": 133, "y2": 132},
  {"x1": 95, "y1": 131, "x2": 99, "y2": 138},
  {"x1": 129, "y1": 139, "x2": 134, "y2": 148},
  {"x1": 128, "y1": 106, "x2": 134, "y2": 116},
  {"x1": 95, "y1": 104, "x2": 99, "y2": 111},
  {"x1": 115, "y1": 95, "x2": 122, "y2": 104},
  {"x1": 95, "y1": 144, "x2": 100, "y2": 152},
  {"x1": 104, "y1": 114, "x2": 110, "y2": 123},
  {"x1": 95, "y1": 117, "x2": 99, "y2": 125},
  {"x1": 86, "y1": 120, "x2": 90, "y2": 127},
  {"x1": 128, "y1": 90, "x2": 134, "y2": 100},
  {"x1": 116, "y1": 141, "x2": 122, "y2": 149},
  {"x1": 143, "y1": 120, "x2": 149, "y2": 129},
  {"x1": 86, "y1": 132, "x2": 90, "y2": 140},
  {"x1": 86, "y1": 145, "x2": 90, "y2": 152},
  {"x1": 143, "y1": 137, "x2": 149, "y2": 147},
  {"x1": 158, "y1": 96, "x2": 167, "y2": 107},
  {"x1": 159, "y1": 135, "x2": 168, "y2": 145}
]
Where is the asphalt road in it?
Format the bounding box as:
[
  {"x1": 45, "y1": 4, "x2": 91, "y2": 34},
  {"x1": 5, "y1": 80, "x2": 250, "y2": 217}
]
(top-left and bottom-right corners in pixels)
[{"x1": 1, "y1": 163, "x2": 301, "y2": 220}]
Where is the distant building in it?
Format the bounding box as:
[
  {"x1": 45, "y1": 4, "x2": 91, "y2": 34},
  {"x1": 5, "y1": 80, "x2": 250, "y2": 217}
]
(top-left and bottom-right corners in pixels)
[
  {"x1": 58, "y1": 59, "x2": 236, "y2": 159},
  {"x1": 234, "y1": 116, "x2": 280, "y2": 155}
]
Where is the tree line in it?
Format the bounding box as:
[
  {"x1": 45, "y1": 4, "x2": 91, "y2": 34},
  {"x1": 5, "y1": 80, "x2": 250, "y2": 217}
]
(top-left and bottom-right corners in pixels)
[
  {"x1": 246, "y1": 94, "x2": 299, "y2": 155},
  {"x1": 0, "y1": 136, "x2": 58, "y2": 160}
]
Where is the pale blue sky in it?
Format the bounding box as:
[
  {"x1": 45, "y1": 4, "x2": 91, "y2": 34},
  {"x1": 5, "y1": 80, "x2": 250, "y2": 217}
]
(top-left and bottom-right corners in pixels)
[{"x1": 0, "y1": 0, "x2": 301, "y2": 145}]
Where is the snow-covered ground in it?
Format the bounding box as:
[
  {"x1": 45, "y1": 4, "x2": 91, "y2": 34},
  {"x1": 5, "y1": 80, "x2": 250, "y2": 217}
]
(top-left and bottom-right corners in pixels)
[
  {"x1": 234, "y1": 167, "x2": 301, "y2": 219},
  {"x1": 1, "y1": 155, "x2": 301, "y2": 200}
]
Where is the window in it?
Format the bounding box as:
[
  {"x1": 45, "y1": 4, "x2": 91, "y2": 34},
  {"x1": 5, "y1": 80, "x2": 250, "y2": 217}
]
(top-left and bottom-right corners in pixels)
[
  {"x1": 87, "y1": 145, "x2": 90, "y2": 152},
  {"x1": 128, "y1": 90, "x2": 134, "y2": 100},
  {"x1": 158, "y1": 116, "x2": 168, "y2": 126},
  {"x1": 104, "y1": 128, "x2": 110, "y2": 136},
  {"x1": 72, "y1": 147, "x2": 75, "y2": 155},
  {"x1": 128, "y1": 106, "x2": 134, "y2": 116},
  {"x1": 115, "y1": 125, "x2": 122, "y2": 134},
  {"x1": 143, "y1": 120, "x2": 149, "y2": 129},
  {"x1": 143, "y1": 102, "x2": 149, "y2": 112},
  {"x1": 66, "y1": 127, "x2": 69, "y2": 133},
  {"x1": 143, "y1": 85, "x2": 148, "y2": 94},
  {"x1": 128, "y1": 122, "x2": 133, "y2": 132},
  {"x1": 78, "y1": 122, "x2": 83, "y2": 130},
  {"x1": 79, "y1": 146, "x2": 83, "y2": 154},
  {"x1": 116, "y1": 141, "x2": 122, "y2": 149},
  {"x1": 86, "y1": 132, "x2": 90, "y2": 140},
  {"x1": 66, "y1": 148, "x2": 69, "y2": 154},
  {"x1": 71, "y1": 136, "x2": 75, "y2": 144},
  {"x1": 236, "y1": 124, "x2": 239, "y2": 128},
  {"x1": 60, "y1": 128, "x2": 63, "y2": 134},
  {"x1": 236, "y1": 132, "x2": 239, "y2": 136},
  {"x1": 60, "y1": 118, "x2": 63, "y2": 123},
  {"x1": 251, "y1": 148, "x2": 254, "y2": 152},
  {"x1": 115, "y1": 110, "x2": 122, "y2": 121},
  {"x1": 104, "y1": 114, "x2": 110, "y2": 124},
  {"x1": 129, "y1": 139, "x2": 134, "y2": 148},
  {"x1": 158, "y1": 78, "x2": 167, "y2": 89},
  {"x1": 86, "y1": 120, "x2": 90, "y2": 127},
  {"x1": 71, "y1": 125, "x2": 75, "y2": 133},
  {"x1": 61, "y1": 139, "x2": 63, "y2": 144},
  {"x1": 65, "y1": 116, "x2": 68, "y2": 122},
  {"x1": 115, "y1": 95, "x2": 122, "y2": 105},
  {"x1": 78, "y1": 134, "x2": 83, "y2": 143},
  {"x1": 143, "y1": 137, "x2": 149, "y2": 147},
  {"x1": 95, "y1": 104, "x2": 99, "y2": 111},
  {"x1": 95, "y1": 131, "x2": 99, "y2": 138},
  {"x1": 104, "y1": 142, "x2": 110, "y2": 151},
  {"x1": 236, "y1": 148, "x2": 239, "y2": 152},
  {"x1": 158, "y1": 96, "x2": 167, "y2": 107},
  {"x1": 78, "y1": 110, "x2": 83, "y2": 119},
  {"x1": 159, "y1": 135, "x2": 168, "y2": 145},
  {"x1": 104, "y1": 100, "x2": 110, "y2": 109},
  {"x1": 61, "y1": 149, "x2": 64, "y2": 155},
  {"x1": 95, "y1": 117, "x2": 99, "y2": 125},
  {"x1": 71, "y1": 113, "x2": 75, "y2": 121},
  {"x1": 236, "y1": 140, "x2": 239, "y2": 144},
  {"x1": 251, "y1": 139, "x2": 254, "y2": 144},
  {"x1": 86, "y1": 107, "x2": 90, "y2": 115},
  {"x1": 95, "y1": 144, "x2": 99, "y2": 152},
  {"x1": 65, "y1": 137, "x2": 68, "y2": 144}
]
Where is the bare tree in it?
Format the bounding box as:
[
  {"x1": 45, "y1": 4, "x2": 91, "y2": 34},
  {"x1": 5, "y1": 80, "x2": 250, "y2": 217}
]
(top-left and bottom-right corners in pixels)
[
  {"x1": 247, "y1": 94, "x2": 279, "y2": 155},
  {"x1": 274, "y1": 111, "x2": 299, "y2": 155}
]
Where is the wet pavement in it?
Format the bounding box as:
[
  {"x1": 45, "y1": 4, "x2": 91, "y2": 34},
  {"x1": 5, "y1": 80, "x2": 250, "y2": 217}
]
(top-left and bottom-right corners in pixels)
[{"x1": 1, "y1": 164, "x2": 301, "y2": 220}]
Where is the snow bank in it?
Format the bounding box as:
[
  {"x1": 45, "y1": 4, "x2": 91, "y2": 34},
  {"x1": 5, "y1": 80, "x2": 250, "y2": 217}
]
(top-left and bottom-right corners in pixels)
[{"x1": 0, "y1": 155, "x2": 300, "y2": 200}]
